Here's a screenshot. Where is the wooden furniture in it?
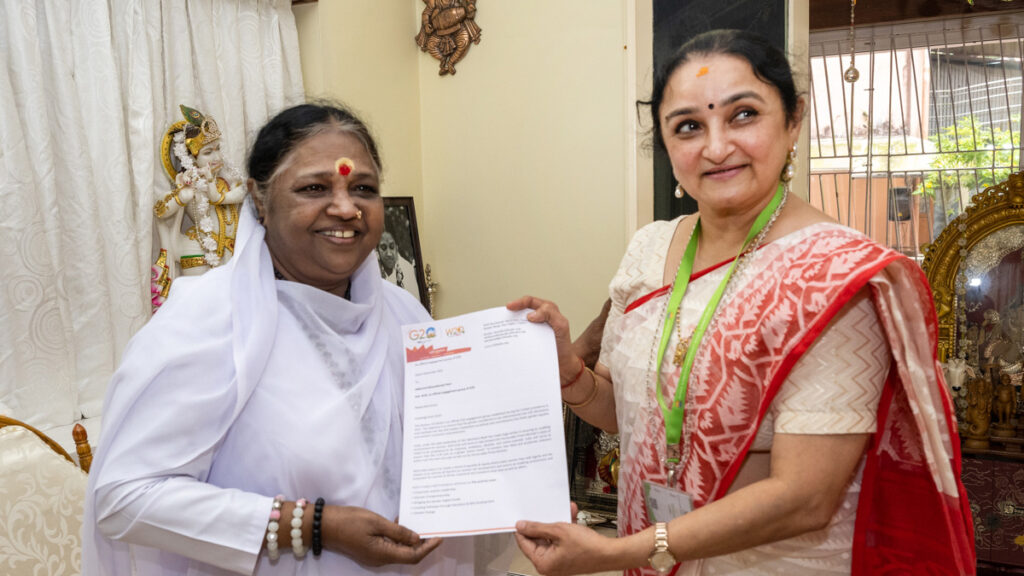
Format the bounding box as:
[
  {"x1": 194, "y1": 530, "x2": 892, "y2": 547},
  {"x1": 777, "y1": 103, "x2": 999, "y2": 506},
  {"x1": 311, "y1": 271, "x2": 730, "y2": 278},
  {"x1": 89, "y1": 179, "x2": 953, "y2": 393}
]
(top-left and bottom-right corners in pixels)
[
  {"x1": 962, "y1": 454, "x2": 1024, "y2": 573},
  {"x1": 0, "y1": 414, "x2": 93, "y2": 472},
  {"x1": 922, "y1": 170, "x2": 1024, "y2": 571},
  {"x1": 0, "y1": 415, "x2": 92, "y2": 576}
]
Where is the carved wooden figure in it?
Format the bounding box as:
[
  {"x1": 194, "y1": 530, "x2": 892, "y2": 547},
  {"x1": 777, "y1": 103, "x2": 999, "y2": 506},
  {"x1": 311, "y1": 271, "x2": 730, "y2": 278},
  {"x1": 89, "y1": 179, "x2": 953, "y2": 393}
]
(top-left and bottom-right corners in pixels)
[
  {"x1": 965, "y1": 375, "x2": 993, "y2": 449},
  {"x1": 415, "y1": 0, "x2": 481, "y2": 76},
  {"x1": 993, "y1": 373, "x2": 1018, "y2": 436}
]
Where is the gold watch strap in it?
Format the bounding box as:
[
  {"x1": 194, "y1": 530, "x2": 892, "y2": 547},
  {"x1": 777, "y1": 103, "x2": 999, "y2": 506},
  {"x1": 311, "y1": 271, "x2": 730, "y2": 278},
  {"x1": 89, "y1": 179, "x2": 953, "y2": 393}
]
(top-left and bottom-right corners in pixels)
[
  {"x1": 648, "y1": 522, "x2": 677, "y2": 574},
  {"x1": 654, "y1": 522, "x2": 669, "y2": 551}
]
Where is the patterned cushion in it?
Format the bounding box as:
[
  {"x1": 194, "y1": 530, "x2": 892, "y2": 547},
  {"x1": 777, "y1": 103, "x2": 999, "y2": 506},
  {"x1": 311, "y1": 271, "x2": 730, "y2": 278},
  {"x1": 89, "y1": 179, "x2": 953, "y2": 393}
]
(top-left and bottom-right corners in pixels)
[{"x1": 0, "y1": 426, "x2": 87, "y2": 576}]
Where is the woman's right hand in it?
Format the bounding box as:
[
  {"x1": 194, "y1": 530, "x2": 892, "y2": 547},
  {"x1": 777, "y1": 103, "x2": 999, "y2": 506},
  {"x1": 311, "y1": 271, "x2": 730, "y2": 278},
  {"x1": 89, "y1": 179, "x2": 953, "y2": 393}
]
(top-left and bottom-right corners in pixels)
[
  {"x1": 323, "y1": 506, "x2": 441, "y2": 567},
  {"x1": 506, "y1": 296, "x2": 579, "y2": 385}
]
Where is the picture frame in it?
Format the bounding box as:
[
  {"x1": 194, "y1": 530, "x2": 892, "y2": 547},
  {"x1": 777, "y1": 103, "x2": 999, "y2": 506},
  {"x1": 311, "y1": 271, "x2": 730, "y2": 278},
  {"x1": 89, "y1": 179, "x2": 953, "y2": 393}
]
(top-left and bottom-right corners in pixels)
[{"x1": 379, "y1": 197, "x2": 430, "y2": 309}]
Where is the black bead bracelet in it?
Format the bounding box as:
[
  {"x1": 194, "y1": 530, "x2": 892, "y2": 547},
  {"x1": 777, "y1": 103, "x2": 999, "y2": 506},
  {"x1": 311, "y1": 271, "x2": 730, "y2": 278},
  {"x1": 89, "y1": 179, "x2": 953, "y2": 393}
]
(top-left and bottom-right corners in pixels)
[{"x1": 312, "y1": 497, "x2": 325, "y2": 556}]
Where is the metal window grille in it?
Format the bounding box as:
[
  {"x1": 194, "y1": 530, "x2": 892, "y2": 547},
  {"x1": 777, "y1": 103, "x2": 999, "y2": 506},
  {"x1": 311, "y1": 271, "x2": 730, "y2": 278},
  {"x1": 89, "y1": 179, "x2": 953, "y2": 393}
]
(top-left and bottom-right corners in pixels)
[{"x1": 807, "y1": 14, "x2": 1023, "y2": 260}]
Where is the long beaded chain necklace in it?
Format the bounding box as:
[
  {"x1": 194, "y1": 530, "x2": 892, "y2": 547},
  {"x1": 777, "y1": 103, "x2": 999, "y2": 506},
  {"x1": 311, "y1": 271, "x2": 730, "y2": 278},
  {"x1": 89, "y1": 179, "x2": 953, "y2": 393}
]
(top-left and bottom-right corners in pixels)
[{"x1": 649, "y1": 185, "x2": 788, "y2": 485}]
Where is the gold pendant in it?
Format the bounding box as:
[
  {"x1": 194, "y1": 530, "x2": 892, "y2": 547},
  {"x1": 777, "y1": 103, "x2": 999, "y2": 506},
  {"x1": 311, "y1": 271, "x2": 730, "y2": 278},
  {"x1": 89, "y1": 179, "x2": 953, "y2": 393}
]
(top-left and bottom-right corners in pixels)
[{"x1": 673, "y1": 338, "x2": 690, "y2": 366}]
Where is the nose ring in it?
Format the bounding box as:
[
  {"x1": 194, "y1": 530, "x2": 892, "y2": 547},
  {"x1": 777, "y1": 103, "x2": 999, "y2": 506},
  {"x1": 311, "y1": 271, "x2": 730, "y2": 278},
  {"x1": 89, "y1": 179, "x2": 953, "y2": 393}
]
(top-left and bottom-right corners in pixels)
[{"x1": 356, "y1": 209, "x2": 363, "y2": 220}]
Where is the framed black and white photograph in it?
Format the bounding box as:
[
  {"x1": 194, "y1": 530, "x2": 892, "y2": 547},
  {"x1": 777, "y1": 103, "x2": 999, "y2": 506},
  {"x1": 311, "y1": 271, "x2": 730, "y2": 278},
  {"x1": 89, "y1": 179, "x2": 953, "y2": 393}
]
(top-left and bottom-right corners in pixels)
[{"x1": 379, "y1": 197, "x2": 429, "y2": 309}]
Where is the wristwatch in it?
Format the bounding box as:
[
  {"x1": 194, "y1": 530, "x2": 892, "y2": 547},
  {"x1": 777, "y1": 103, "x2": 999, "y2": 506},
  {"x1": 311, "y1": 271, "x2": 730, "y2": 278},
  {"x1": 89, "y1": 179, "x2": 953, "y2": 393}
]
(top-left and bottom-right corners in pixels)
[{"x1": 648, "y1": 522, "x2": 677, "y2": 574}]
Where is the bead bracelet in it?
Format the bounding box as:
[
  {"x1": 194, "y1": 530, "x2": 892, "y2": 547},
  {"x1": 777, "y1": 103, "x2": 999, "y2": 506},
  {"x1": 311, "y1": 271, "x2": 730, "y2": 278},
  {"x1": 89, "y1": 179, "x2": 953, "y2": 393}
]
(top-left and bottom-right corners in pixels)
[
  {"x1": 312, "y1": 497, "x2": 325, "y2": 556},
  {"x1": 291, "y1": 498, "x2": 308, "y2": 558},
  {"x1": 265, "y1": 495, "x2": 284, "y2": 561}
]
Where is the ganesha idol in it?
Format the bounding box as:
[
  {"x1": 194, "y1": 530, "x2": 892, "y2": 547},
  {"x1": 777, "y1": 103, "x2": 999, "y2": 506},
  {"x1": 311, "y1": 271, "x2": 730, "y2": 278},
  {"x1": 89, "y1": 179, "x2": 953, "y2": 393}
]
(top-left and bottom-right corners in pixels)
[{"x1": 150, "y1": 105, "x2": 246, "y2": 311}]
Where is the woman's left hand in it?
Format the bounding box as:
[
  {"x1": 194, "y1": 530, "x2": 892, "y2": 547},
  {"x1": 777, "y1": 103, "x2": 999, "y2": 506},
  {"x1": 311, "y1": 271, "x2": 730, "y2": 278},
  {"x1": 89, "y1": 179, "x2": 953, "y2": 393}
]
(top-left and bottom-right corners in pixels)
[{"x1": 514, "y1": 520, "x2": 622, "y2": 576}]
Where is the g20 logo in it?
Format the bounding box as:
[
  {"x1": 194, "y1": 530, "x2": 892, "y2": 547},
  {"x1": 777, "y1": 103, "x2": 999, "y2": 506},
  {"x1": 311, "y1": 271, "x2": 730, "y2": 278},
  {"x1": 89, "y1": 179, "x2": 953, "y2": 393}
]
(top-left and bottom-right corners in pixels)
[{"x1": 408, "y1": 327, "x2": 437, "y2": 341}]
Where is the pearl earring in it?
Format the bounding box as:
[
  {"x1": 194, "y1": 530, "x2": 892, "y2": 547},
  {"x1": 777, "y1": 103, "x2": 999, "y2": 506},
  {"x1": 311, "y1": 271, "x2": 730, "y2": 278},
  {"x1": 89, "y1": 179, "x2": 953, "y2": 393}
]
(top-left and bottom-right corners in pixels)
[
  {"x1": 674, "y1": 184, "x2": 685, "y2": 199},
  {"x1": 781, "y1": 142, "x2": 798, "y2": 183}
]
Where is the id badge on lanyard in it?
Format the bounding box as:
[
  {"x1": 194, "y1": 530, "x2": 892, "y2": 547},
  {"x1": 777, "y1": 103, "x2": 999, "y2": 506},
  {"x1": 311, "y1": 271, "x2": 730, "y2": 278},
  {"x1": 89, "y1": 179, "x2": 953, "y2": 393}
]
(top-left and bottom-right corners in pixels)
[{"x1": 644, "y1": 480, "x2": 693, "y2": 524}]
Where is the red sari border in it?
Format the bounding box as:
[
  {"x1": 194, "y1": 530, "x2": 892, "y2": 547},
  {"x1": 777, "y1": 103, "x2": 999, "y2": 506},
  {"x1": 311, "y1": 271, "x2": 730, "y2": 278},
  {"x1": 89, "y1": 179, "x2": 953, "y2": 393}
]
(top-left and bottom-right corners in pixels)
[{"x1": 623, "y1": 254, "x2": 744, "y2": 315}]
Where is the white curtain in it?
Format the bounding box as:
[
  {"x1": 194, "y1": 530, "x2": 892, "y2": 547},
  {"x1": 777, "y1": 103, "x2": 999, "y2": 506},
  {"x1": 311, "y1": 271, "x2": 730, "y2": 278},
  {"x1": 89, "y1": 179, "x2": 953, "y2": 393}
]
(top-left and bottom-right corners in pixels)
[{"x1": 0, "y1": 0, "x2": 304, "y2": 430}]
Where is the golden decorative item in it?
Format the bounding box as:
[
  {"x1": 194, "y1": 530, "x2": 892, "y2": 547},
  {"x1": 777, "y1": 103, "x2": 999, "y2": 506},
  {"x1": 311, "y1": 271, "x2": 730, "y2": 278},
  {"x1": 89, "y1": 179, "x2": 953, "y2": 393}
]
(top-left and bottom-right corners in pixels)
[
  {"x1": 424, "y1": 264, "x2": 440, "y2": 318},
  {"x1": 672, "y1": 338, "x2": 690, "y2": 367},
  {"x1": 843, "y1": 0, "x2": 859, "y2": 83},
  {"x1": 180, "y1": 104, "x2": 222, "y2": 156},
  {"x1": 414, "y1": 0, "x2": 481, "y2": 76},
  {"x1": 597, "y1": 446, "x2": 620, "y2": 488},
  {"x1": 922, "y1": 170, "x2": 1024, "y2": 362},
  {"x1": 152, "y1": 249, "x2": 171, "y2": 300}
]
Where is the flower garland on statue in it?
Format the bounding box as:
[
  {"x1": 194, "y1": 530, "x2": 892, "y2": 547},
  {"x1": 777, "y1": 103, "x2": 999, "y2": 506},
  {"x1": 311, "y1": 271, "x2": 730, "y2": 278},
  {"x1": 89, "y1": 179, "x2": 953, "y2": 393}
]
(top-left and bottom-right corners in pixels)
[{"x1": 171, "y1": 132, "x2": 241, "y2": 268}]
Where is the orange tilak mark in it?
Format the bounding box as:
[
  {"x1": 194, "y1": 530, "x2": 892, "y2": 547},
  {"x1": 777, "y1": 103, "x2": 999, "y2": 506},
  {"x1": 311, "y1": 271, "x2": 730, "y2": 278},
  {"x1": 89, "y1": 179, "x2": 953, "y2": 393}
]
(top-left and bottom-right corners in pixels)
[{"x1": 697, "y1": 66, "x2": 709, "y2": 77}]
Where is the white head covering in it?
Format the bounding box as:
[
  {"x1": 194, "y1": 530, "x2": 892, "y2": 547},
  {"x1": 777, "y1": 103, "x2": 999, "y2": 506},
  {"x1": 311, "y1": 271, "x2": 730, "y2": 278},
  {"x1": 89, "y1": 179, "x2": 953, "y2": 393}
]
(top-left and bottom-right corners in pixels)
[{"x1": 83, "y1": 200, "x2": 510, "y2": 575}]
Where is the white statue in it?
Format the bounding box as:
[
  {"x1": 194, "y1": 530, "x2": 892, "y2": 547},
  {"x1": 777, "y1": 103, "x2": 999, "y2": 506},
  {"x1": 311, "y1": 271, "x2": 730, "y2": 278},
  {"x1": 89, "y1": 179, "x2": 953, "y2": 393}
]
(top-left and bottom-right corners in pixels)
[
  {"x1": 942, "y1": 357, "x2": 975, "y2": 392},
  {"x1": 151, "y1": 105, "x2": 246, "y2": 311},
  {"x1": 980, "y1": 309, "x2": 1019, "y2": 365}
]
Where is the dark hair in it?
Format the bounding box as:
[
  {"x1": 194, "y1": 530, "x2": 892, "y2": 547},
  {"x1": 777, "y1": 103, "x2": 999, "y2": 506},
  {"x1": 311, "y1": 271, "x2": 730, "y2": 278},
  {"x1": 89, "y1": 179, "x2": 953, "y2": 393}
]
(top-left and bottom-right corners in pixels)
[
  {"x1": 642, "y1": 29, "x2": 799, "y2": 151},
  {"x1": 247, "y1": 101, "x2": 382, "y2": 205}
]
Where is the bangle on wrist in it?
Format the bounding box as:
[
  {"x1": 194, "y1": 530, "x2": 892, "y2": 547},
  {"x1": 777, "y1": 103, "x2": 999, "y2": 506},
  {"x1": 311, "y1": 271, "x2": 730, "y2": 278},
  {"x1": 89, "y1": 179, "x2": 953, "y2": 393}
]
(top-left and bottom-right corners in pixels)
[
  {"x1": 312, "y1": 497, "x2": 325, "y2": 556},
  {"x1": 564, "y1": 368, "x2": 599, "y2": 408},
  {"x1": 562, "y1": 357, "x2": 586, "y2": 389}
]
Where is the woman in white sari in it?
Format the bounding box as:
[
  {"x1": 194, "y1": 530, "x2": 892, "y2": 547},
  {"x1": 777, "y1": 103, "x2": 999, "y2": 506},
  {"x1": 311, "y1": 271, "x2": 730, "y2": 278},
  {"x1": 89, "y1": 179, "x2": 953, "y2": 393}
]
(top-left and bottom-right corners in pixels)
[{"x1": 83, "y1": 103, "x2": 484, "y2": 575}]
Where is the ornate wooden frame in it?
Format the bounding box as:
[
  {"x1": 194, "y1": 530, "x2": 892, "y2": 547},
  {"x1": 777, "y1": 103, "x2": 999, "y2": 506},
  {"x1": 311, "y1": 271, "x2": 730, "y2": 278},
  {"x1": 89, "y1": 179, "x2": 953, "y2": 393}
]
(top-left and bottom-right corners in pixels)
[{"x1": 921, "y1": 170, "x2": 1024, "y2": 362}]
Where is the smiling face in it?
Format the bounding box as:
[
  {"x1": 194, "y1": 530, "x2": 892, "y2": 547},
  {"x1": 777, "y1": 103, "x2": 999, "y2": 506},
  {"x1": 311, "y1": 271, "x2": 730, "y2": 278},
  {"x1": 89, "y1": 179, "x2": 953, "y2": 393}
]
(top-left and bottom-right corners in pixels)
[
  {"x1": 255, "y1": 130, "x2": 383, "y2": 297},
  {"x1": 658, "y1": 54, "x2": 801, "y2": 218},
  {"x1": 378, "y1": 231, "x2": 398, "y2": 274},
  {"x1": 195, "y1": 141, "x2": 224, "y2": 175}
]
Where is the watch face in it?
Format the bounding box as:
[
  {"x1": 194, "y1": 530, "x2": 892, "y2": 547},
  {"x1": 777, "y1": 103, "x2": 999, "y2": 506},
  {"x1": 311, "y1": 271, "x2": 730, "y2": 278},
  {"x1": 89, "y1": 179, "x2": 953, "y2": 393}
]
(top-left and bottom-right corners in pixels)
[{"x1": 650, "y1": 550, "x2": 676, "y2": 572}]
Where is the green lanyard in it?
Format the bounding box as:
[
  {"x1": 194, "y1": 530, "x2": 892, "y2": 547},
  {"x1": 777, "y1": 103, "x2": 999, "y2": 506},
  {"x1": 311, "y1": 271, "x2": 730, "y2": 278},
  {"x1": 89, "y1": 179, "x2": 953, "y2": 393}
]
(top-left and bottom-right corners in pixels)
[{"x1": 655, "y1": 184, "x2": 785, "y2": 477}]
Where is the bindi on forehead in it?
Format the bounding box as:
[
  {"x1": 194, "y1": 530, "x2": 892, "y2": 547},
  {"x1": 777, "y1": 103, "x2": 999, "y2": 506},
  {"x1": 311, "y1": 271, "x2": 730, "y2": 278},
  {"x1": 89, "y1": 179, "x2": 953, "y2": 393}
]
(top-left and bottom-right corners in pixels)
[{"x1": 335, "y1": 157, "x2": 354, "y2": 176}]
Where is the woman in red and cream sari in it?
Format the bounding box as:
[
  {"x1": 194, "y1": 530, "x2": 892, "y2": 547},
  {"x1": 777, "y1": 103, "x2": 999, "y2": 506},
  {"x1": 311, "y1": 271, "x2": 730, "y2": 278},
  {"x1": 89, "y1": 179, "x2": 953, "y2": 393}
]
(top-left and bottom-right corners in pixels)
[{"x1": 512, "y1": 30, "x2": 974, "y2": 576}]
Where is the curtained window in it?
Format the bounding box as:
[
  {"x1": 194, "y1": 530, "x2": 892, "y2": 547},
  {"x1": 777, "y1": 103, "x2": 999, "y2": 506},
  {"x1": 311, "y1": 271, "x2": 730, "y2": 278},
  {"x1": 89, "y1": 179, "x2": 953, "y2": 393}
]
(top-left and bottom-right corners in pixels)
[{"x1": 0, "y1": 0, "x2": 305, "y2": 431}]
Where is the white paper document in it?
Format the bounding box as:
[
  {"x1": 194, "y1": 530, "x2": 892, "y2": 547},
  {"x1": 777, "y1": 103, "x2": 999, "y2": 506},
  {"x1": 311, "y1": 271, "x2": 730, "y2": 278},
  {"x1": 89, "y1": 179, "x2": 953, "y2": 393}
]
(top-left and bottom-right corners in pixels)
[{"x1": 398, "y1": 306, "x2": 571, "y2": 537}]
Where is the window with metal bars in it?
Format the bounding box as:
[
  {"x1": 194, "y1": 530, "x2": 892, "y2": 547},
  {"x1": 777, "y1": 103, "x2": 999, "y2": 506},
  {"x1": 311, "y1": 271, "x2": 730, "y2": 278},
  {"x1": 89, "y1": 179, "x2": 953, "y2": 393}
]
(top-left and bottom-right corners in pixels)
[{"x1": 807, "y1": 14, "x2": 1023, "y2": 260}]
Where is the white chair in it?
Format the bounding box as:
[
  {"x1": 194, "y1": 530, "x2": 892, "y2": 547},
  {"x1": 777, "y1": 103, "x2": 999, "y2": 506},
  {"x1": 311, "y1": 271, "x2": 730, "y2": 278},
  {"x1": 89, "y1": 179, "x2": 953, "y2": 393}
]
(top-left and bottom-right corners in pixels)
[{"x1": 0, "y1": 416, "x2": 91, "y2": 576}]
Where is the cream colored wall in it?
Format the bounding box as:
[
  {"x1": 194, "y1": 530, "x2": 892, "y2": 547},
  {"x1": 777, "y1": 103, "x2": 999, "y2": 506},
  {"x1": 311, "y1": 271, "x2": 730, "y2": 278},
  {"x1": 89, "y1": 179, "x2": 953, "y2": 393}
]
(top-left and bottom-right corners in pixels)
[
  {"x1": 292, "y1": 1, "x2": 802, "y2": 332},
  {"x1": 295, "y1": 1, "x2": 632, "y2": 332},
  {"x1": 417, "y1": 2, "x2": 630, "y2": 329},
  {"x1": 293, "y1": 2, "x2": 425, "y2": 206}
]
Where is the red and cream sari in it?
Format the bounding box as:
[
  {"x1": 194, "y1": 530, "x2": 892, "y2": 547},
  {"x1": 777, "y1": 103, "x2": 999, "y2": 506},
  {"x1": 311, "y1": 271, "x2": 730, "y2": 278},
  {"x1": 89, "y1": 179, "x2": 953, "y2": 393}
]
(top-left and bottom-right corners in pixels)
[{"x1": 599, "y1": 220, "x2": 974, "y2": 575}]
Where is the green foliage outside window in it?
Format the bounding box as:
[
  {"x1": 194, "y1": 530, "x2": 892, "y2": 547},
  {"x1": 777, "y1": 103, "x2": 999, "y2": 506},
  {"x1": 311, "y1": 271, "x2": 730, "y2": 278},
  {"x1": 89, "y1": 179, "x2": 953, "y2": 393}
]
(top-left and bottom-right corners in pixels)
[{"x1": 914, "y1": 114, "x2": 1020, "y2": 204}]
